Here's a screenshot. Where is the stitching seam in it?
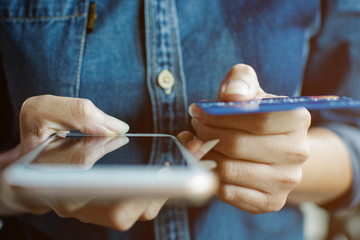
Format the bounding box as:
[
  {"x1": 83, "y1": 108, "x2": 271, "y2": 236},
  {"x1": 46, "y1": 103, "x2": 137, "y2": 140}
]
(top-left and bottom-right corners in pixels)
[
  {"x1": 74, "y1": 2, "x2": 89, "y2": 98},
  {"x1": 0, "y1": 14, "x2": 86, "y2": 22}
]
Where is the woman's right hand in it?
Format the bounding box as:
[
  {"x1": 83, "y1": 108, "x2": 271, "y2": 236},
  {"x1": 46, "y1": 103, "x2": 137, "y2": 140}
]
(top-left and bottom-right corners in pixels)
[
  {"x1": 0, "y1": 95, "x2": 166, "y2": 231},
  {"x1": 19, "y1": 95, "x2": 129, "y2": 152}
]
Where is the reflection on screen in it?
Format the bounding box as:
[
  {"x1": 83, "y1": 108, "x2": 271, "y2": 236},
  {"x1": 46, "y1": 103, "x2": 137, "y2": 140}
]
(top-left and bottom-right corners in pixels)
[{"x1": 28, "y1": 135, "x2": 186, "y2": 170}]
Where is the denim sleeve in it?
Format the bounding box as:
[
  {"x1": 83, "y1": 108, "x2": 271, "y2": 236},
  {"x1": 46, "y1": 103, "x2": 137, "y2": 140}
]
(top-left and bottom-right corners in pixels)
[{"x1": 303, "y1": 0, "x2": 360, "y2": 210}]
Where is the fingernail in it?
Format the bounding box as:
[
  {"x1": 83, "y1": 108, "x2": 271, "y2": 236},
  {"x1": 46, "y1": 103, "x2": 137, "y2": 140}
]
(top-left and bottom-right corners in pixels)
[
  {"x1": 104, "y1": 136, "x2": 129, "y2": 152},
  {"x1": 222, "y1": 80, "x2": 249, "y2": 96},
  {"x1": 56, "y1": 130, "x2": 70, "y2": 138},
  {"x1": 188, "y1": 104, "x2": 204, "y2": 120},
  {"x1": 199, "y1": 160, "x2": 217, "y2": 170},
  {"x1": 198, "y1": 139, "x2": 220, "y2": 156},
  {"x1": 105, "y1": 116, "x2": 130, "y2": 134},
  {"x1": 177, "y1": 131, "x2": 194, "y2": 145}
]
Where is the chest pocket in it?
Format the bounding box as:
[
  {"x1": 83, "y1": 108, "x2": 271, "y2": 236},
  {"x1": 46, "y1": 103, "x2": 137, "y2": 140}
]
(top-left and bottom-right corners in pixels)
[{"x1": 0, "y1": 0, "x2": 90, "y2": 110}]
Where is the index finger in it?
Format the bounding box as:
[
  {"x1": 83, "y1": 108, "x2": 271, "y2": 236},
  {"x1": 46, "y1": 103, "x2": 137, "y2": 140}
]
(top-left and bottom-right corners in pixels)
[{"x1": 189, "y1": 103, "x2": 310, "y2": 134}]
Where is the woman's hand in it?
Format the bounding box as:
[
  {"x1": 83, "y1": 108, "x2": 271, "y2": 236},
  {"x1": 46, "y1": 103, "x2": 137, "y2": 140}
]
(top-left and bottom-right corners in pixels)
[
  {"x1": 0, "y1": 95, "x2": 166, "y2": 231},
  {"x1": 189, "y1": 64, "x2": 311, "y2": 214},
  {"x1": 19, "y1": 95, "x2": 129, "y2": 152}
]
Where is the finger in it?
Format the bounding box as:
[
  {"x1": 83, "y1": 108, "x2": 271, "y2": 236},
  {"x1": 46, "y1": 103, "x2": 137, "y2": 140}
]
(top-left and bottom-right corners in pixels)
[
  {"x1": 193, "y1": 139, "x2": 220, "y2": 159},
  {"x1": 177, "y1": 131, "x2": 204, "y2": 156},
  {"x1": 54, "y1": 198, "x2": 155, "y2": 231},
  {"x1": 20, "y1": 95, "x2": 129, "y2": 142},
  {"x1": 198, "y1": 160, "x2": 217, "y2": 170},
  {"x1": 34, "y1": 136, "x2": 129, "y2": 168},
  {"x1": 181, "y1": 137, "x2": 219, "y2": 160},
  {"x1": 216, "y1": 183, "x2": 287, "y2": 214},
  {"x1": 177, "y1": 131, "x2": 194, "y2": 145},
  {"x1": 48, "y1": 197, "x2": 95, "y2": 215},
  {"x1": 193, "y1": 120, "x2": 309, "y2": 163},
  {"x1": 100, "y1": 198, "x2": 154, "y2": 231},
  {"x1": 177, "y1": 132, "x2": 218, "y2": 168},
  {"x1": 217, "y1": 64, "x2": 266, "y2": 102},
  {"x1": 206, "y1": 151, "x2": 301, "y2": 192},
  {"x1": 189, "y1": 103, "x2": 311, "y2": 134},
  {"x1": 138, "y1": 197, "x2": 168, "y2": 221},
  {"x1": 74, "y1": 136, "x2": 129, "y2": 169},
  {"x1": 176, "y1": 131, "x2": 220, "y2": 160}
]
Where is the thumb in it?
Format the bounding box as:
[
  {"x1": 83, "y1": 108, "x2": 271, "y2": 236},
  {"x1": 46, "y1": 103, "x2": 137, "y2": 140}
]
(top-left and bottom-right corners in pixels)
[
  {"x1": 20, "y1": 95, "x2": 129, "y2": 144},
  {"x1": 217, "y1": 64, "x2": 265, "y2": 101}
]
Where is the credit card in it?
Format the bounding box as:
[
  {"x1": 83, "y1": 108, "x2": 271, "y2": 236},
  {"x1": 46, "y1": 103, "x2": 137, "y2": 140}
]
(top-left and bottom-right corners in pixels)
[{"x1": 196, "y1": 96, "x2": 360, "y2": 115}]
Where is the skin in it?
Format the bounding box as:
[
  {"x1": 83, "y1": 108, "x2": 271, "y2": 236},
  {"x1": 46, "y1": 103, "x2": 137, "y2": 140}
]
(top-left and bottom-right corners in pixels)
[
  {"x1": 0, "y1": 96, "x2": 215, "y2": 230},
  {"x1": 185, "y1": 64, "x2": 353, "y2": 214},
  {"x1": 0, "y1": 64, "x2": 353, "y2": 229},
  {"x1": 0, "y1": 95, "x2": 166, "y2": 230}
]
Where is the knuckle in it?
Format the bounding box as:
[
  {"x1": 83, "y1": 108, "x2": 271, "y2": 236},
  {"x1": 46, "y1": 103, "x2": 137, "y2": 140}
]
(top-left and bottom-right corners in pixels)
[
  {"x1": 21, "y1": 95, "x2": 47, "y2": 108},
  {"x1": 294, "y1": 108, "x2": 311, "y2": 129},
  {"x1": 76, "y1": 147, "x2": 101, "y2": 169},
  {"x1": 259, "y1": 194, "x2": 286, "y2": 213},
  {"x1": 141, "y1": 198, "x2": 165, "y2": 220},
  {"x1": 109, "y1": 208, "x2": 135, "y2": 231},
  {"x1": 20, "y1": 96, "x2": 42, "y2": 120},
  {"x1": 112, "y1": 221, "x2": 133, "y2": 232},
  {"x1": 277, "y1": 168, "x2": 302, "y2": 187},
  {"x1": 228, "y1": 135, "x2": 248, "y2": 158},
  {"x1": 220, "y1": 161, "x2": 238, "y2": 182},
  {"x1": 288, "y1": 142, "x2": 310, "y2": 163},
  {"x1": 72, "y1": 153, "x2": 91, "y2": 169},
  {"x1": 141, "y1": 208, "x2": 159, "y2": 221},
  {"x1": 20, "y1": 97, "x2": 34, "y2": 112},
  {"x1": 71, "y1": 98, "x2": 96, "y2": 120},
  {"x1": 218, "y1": 184, "x2": 236, "y2": 202},
  {"x1": 284, "y1": 133, "x2": 310, "y2": 164},
  {"x1": 267, "y1": 169, "x2": 302, "y2": 210},
  {"x1": 231, "y1": 64, "x2": 256, "y2": 76},
  {"x1": 34, "y1": 122, "x2": 53, "y2": 139},
  {"x1": 20, "y1": 95, "x2": 54, "y2": 139},
  {"x1": 53, "y1": 207, "x2": 71, "y2": 219}
]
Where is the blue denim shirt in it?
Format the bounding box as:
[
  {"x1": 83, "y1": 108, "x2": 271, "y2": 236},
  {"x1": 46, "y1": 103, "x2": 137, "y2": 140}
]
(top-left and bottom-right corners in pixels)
[{"x1": 1, "y1": 0, "x2": 360, "y2": 239}]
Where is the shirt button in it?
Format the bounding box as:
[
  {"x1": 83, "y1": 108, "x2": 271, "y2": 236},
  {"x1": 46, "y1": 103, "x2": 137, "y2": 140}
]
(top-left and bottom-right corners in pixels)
[{"x1": 157, "y1": 69, "x2": 175, "y2": 95}]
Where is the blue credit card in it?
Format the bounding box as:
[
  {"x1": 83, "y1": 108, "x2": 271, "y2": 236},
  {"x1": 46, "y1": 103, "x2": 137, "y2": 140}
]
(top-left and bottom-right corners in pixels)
[{"x1": 196, "y1": 96, "x2": 360, "y2": 115}]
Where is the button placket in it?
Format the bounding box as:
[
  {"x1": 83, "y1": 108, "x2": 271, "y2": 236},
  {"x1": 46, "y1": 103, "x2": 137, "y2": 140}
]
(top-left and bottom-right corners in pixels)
[{"x1": 145, "y1": 0, "x2": 191, "y2": 239}]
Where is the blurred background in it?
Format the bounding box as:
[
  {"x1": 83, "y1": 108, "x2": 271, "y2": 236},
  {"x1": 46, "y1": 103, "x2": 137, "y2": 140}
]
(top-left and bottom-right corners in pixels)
[
  {"x1": 1, "y1": 202, "x2": 360, "y2": 239},
  {"x1": 302, "y1": 202, "x2": 360, "y2": 240}
]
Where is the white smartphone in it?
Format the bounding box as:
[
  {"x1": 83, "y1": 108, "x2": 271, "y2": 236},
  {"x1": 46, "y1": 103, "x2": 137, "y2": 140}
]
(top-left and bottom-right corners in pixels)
[{"x1": 3, "y1": 133, "x2": 218, "y2": 205}]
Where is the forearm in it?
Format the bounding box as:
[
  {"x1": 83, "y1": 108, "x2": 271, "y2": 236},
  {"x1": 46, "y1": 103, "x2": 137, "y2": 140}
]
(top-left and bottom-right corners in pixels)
[{"x1": 288, "y1": 126, "x2": 353, "y2": 205}]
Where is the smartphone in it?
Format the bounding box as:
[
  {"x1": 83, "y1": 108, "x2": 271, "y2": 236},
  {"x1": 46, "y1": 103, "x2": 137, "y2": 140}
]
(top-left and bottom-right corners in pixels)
[{"x1": 4, "y1": 133, "x2": 218, "y2": 205}]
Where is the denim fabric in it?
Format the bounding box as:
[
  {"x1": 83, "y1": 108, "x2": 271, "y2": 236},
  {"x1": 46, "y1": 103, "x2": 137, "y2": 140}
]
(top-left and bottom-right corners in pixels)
[
  {"x1": 145, "y1": 0, "x2": 190, "y2": 239},
  {"x1": 1, "y1": 0, "x2": 360, "y2": 239},
  {"x1": 303, "y1": 0, "x2": 360, "y2": 211}
]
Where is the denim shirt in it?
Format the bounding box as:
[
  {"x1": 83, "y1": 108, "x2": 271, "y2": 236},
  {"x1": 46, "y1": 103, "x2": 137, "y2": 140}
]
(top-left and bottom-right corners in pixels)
[{"x1": 1, "y1": 0, "x2": 360, "y2": 239}]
